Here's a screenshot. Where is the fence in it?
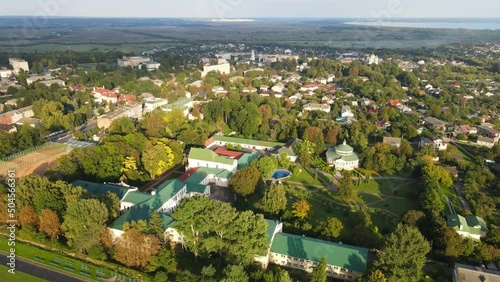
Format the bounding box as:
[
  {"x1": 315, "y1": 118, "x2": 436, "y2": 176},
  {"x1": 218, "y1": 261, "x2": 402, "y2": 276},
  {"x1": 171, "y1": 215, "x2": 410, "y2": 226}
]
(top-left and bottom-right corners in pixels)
[
  {"x1": 0, "y1": 143, "x2": 70, "y2": 174},
  {"x1": 0, "y1": 142, "x2": 57, "y2": 162}
]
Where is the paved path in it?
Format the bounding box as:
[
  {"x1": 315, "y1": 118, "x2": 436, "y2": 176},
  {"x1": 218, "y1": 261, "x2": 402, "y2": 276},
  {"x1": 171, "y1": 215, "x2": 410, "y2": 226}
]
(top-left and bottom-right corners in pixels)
[
  {"x1": 0, "y1": 251, "x2": 85, "y2": 282},
  {"x1": 452, "y1": 181, "x2": 471, "y2": 211}
]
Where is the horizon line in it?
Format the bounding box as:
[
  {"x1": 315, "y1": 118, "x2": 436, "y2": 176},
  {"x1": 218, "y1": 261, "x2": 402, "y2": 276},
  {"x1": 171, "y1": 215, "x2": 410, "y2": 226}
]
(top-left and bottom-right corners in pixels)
[{"x1": 0, "y1": 15, "x2": 500, "y2": 20}]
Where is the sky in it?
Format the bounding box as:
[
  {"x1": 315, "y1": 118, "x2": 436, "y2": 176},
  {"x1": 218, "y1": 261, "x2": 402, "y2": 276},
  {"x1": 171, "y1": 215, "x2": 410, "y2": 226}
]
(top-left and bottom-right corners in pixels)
[{"x1": 1, "y1": 0, "x2": 500, "y2": 19}]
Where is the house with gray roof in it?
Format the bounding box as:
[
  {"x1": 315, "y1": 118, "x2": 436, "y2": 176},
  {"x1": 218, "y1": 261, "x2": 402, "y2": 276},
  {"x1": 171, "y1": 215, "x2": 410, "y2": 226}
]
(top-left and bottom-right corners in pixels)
[{"x1": 453, "y1": 263, "x2": 500, "y2": 282}]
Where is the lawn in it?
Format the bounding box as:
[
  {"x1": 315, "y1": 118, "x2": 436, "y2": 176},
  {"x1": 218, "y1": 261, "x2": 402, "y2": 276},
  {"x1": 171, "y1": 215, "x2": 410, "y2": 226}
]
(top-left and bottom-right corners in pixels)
[
  {"x1": 440, "y1": 185, "x2": 462, "y2": 213},
  {"x1": 0, "y1": 236, "x2": 142, "y2": 282},
  {"x1": 356, "y1": 179, "x2": 407, "y2": 196},
  {"x1": 288, "y1": 165, "x2": 322, "y2": 186},
  {"x1": 372, "y1": 198, "x2": 420, "y2": 217},
  {"x1": 356, "y1": 193, "x2": 383, "y2": 205},
  {"x1": 0, "y1": 265, "x2": 47, "y2": 282}
]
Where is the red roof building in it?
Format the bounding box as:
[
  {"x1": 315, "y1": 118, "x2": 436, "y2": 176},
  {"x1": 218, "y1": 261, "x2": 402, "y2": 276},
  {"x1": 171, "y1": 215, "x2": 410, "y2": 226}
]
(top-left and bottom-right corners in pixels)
[
  {"x1": 213, "y1": 148, "x2": 244, "y2": 160},
  {"x1": 118, "y1": 94, "x2": 136, "y2": 104}
]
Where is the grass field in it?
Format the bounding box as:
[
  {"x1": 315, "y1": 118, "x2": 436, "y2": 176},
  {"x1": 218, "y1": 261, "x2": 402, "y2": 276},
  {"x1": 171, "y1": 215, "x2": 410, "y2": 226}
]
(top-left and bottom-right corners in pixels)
[
  {"x1": 0, "y1": 236, "x2": 141, "y2": 282},
  {"x1": 288, "y1": 165, "x2": 322, "y2": 186},
  {"x1": 0, "y1": 265, "x2": 47, "y2": 282}
]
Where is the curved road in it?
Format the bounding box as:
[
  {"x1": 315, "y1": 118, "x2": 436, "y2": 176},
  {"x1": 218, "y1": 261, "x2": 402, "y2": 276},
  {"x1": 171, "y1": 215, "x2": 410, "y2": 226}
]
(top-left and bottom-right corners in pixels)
[{"x1": 0, "y1": 251, "x2": 85, "y2": 282}]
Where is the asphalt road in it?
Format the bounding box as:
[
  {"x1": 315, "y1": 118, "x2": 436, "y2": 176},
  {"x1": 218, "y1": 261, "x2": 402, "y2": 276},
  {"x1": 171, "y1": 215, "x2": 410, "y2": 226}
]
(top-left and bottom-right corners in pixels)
[{"x1": 0, "y1": 251, "x2": 85, "y2": 282}]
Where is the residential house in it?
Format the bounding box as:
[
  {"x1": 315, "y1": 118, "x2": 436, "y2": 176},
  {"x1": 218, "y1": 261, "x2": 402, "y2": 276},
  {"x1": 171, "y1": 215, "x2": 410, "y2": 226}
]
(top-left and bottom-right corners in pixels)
[
  {"x1": 375, "y1": 121, "x2": 392, "y2": 131},
  {"x1": 0, "y1": 124, "x2": 16, "y2": 133},
  {"x1": 0, "y1": 69, "x2": 13, "y2": 78},
  {"x1": 271, "y1": 82, "x2": 285, "y2": 93},
  {"x1": 272, "y1": 139, "x2": 299, "y2": 163},
  {"x1": 92, "y1": 87, "x2": 118, "y2": 104},
  {"x1": 300, "y1": 84, "x2": 319, "y2": 93},
  {"x1": 16, "y1": 117, "x2": 40, "y2": 127},
  {"x1": 341, "y1": 106, "x2": 354, "y2": 118},
  {"x1": 423, "y1": 117, "x2": 447, "y2": 131},
  {"x1": 454, "y1": 125, "x2": 478, "y2": 136},
  {"x1": 419, "y1": 137, "x2": 448, "y2": 151},
  {"x1": 0, "y1": 106, "x2": 34, "y2": 125},
  {"x1": 303, "y1": 103, "x2": 331, "y2": 113},
  {"x1": 453, "y1": 263, "x2": 500, "y2": 282},
  {"x1": 383, "y1": 137, "x2": 402, "y2": 148},
  {"x1": 477, "y1": 123, "x2": 500, "y2": 140},
  {"x1": 447, "y1": 214, "x2": 488, "y2": 241},
  {"x1": 117, "y1": 94, "x2": 136, "y2": 105},
  {"x1": 9, "y1": 58, "x2": 29, "y2": 74},
  {"x1": 477, "y1": 136, "x2": 496, "y2": 148}
]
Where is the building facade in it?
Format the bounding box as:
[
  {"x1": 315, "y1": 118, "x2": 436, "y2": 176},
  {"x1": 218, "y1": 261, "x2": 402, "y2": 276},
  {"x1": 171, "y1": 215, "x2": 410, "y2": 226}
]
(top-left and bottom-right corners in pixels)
[{"x1": 326, "y1": 141, "x2": 360, "y2": 171}]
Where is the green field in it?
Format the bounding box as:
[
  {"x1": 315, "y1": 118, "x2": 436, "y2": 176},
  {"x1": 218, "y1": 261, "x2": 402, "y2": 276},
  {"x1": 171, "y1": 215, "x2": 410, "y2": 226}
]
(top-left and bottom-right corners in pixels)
[
  {"x1": 288, "y1": 165, "x2": 322, "y2": 186},
  {"x1": 0, "y1": 265, "x2": 47, "y2": 282},
  {"x1": 0, "y1": 236, "x2": 142, "y2": 282}
]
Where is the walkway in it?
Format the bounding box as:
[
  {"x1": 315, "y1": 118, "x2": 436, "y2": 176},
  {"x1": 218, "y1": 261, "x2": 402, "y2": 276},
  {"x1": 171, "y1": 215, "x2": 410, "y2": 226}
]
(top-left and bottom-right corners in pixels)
[
  {"x1": 0, "y1": 251, "x2": 85, "y2": 282},
  {"x1": 452, "y1": 181, "x2": 471, "y2": 211}
]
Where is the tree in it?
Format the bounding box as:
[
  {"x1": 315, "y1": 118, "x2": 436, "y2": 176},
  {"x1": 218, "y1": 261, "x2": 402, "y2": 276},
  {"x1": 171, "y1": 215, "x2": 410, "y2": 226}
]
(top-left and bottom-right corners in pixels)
[
  {"x1": 148, "y1": 211, "x2": 164, "y2": 240},
  {"x1": 259, "y1": 183, "x2": 287, "y2": 216},
  {"x1": 366, "y1": 269, "x2": 387, "y2": 282},
  {"x1": 292, "y1": 199, "x2": 311, "y2": 219},
  {"x1": 251, "y1": 156, "x2": 278, "y2": 178},
  {"x1": 338, "y1": 171, "x2": 354, "y2": 200},
  {"x1": 146, "y1": 247, "x2": 177, "y2": 273},
  {"x1": 278, "y1": 152, "x2": 292, "y2": 169},
  {"x1": 229, "y1": 166, "x2": 261, "y2": 197},
  {"x1": 33, "y1": 188, "x2": 66, "y2": 216},
  {"x1": 163, "y1": 109, "x2": 186, "y2": 136},
  {"x1": 319, "y1": 217, "x2": 344, "y2": 240},
  {"x1": 434, "y1": 226, "x2": 465, "y2": 260},
  {"x1": 39, "y1": 209, "x2": 61, "y2": 239},
  {"x1": 401, "y1": 210, "x2": 426, "y2": 227},
  {"x1": 421, "y1": 187, "x2": 445, "y2": 217},
  {"x1": 173, "y1": 197, "x2": 268, "y2": 266},
  {"x1": 19, "y1": 205, "x2": 38, "y2": 228},
  {"x1": 141, "y1": 141, "x2": 175, "y2": 179},
  {"x1": 221, "y1": 265, "x2": 249, "y2": 282},
  {"x1": 98, "y1": 191, "x2": 120, "y2": 221},
  {"x1": 114, "y1": 227, "x2": 161, "y2": 269},
  {"x1": 62, "y1": 199, "x2": 109, "y2": 252},
  {"x1": 310, "y1": 257, "x2": 327, "y2": 282},
  {"x1": 325, "y1": 126, "x2": 339, "y2": 145},
  {"x1": 374, "y1": 224, "x2": 430, "y2": 282},
  {"x1": 296, "y1": 140, "x2": 315, "y2": 167},
  {"x1": 109, "y1": 117, "x2": 136, "y2": 135}
]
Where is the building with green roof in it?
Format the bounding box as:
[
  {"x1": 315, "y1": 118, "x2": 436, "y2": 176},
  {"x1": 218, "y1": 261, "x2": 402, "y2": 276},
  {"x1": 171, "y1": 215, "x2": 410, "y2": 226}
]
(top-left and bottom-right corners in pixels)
[
  {"x1": 269, "y1": 233, "x2": 368, "y2": 281},
  {"x1": 326, "y1": 140, "x2": 359, "y2": 171},
  {"x1": 188, "y1": 148, "x2": 238, "y2": 173},
  {"x1": 109, "y1": 178, "x2": 209, "y2": 238},
  {"x1": 447, "y1": 214, "x2": 484, "y2": 241},
  {"x1": 182, "y1": 167, "x2": 233, "y2": 188},
  {"x1": 207, "y1": 135, "x2": 285, "y2": 151}
]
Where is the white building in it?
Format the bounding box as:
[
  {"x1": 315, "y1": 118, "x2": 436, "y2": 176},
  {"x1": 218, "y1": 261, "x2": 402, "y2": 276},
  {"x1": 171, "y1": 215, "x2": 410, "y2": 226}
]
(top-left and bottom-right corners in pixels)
[
  {"x1": 477, "y1": 136, "x2": 496, "y2": 148},
  {"x1": 365, "y1": 54, "x2": 379, "y2": 65},
  {"x1": 419, "y1": 137, "x2": 448, "y2": 151},
  {"x1": 9, "y1": 58, "x2": 29, "y2": 74},
  {"x1": 303, "y1": 103, "x2": 331, "y2": 113},
  {"x1": 187, "y1": 148, "x2": 238, "y2": 174},
  {"x1": 201, "y1": 63, "x2": 231, "y2": 77},
  {"x1": 341, "y1": 106, "x2": 355, "y2": 118},
  {"x1": 118, "y1": 56, "x2": 150, "y2": 68},
  {"x1": 144, "y1": 98, "x2": 169, "y2": 113},
  {"x1": 0, "y1": 69, "x2": 13, "y2": 78},
  {"x1": 326, "y1": 141, "x2": 360, "y2": 171}
]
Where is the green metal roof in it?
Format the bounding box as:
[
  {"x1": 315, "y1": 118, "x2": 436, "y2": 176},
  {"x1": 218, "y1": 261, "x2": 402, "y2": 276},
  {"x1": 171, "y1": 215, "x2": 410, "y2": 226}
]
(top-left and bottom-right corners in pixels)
[
  {"x1": 237, "y1": 152, "x2": 261, "y2": 169},
  {"x1": 465, "y1": 216, "x2": 489, "y2": 232},
  {"x1": 122, "y1": 191, "x2": 152, "y2": 204},
  {"x1": 159, "y1": 213, "x2": 177, "y2": 230},
  {"x1": 183, "y1": 167, "x2": 233, "y2": 185},
  {"x1": 162, "y1": 97, "x2": 193, "y2": 110},
  {"x1": 214, "y1": 136, "x2": 285, "y2": 148},
  {"x1": 270, "y1": 233, "x2": 368, "y2": 273},
  {"x1": 109, "y1": 179, "x2": 186, "y2": 231},
  {"x1": 447, "y1": 214, "x2": 482, "y2": 237},
  {"x1": 265, "y1": 219, "x2": 279, "y2": 244},
  {"x1": 326, "y1": 149, "x2": 359, "y2": 162},
  {"x1": 186, "y1": 183, "x2": 208, "y2": 194},
  {"x1": 188, "y1": 148, "x2": 236, "y2": 166},
  {"x1": 72, "y1": 180, "x2": 128, "y2": 200}
]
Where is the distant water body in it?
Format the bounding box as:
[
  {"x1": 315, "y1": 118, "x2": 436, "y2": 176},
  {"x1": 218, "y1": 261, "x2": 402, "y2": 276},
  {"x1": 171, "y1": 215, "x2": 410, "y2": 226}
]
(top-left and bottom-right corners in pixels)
[{"x1": 345, "y1": 21, "x2": 500, "y2": 30}]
